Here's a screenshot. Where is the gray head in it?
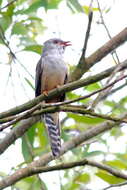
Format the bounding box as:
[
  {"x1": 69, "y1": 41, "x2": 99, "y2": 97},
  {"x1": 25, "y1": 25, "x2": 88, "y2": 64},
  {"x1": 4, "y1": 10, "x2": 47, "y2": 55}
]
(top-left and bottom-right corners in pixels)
[{"x1": 42, "y1": 38, "x2": 71, "y2": 55}]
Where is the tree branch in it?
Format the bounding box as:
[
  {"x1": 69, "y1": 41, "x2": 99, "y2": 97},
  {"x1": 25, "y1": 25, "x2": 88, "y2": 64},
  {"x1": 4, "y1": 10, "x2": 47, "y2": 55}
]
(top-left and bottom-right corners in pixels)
[
  {"x1": 96, "y1": 0, "x2": 120, "y2": 64},
  {"x1": 1, "y1": 104, "x2": 127, "y2": 156},
  {"x1": 1, "y1": 73, "x2": 126, "y2": 127},
  {"x1": 70, "y1": 27, "x2": 127, "y2": 81},
  {"x1": 1, "y1": 59, "x2": 127, "y2": 121},
  {"x1": 0, "y1": 114, "x2": 126, "y2": 189},
  {"x1": 0, "y1": 116, "x2": 40, "y2": 155},
  {"x1": 0, "y1": 60, "x2": 127, "y2": 155},
  {"x1": 80, "y1": 11, "x2": 93, "y2": 58},
  {"x1": 102, "y1": 181, "x2": 127, "y2": 190},
  {"x1": 1, "y1": 158, "x2": 125, "y2": 188},
  {"x1": 0, "y1": 104, "x2": 41, "y2": 130},
  {"x1": 27, "y1": 158, "x2": 127, "y2": 180}
]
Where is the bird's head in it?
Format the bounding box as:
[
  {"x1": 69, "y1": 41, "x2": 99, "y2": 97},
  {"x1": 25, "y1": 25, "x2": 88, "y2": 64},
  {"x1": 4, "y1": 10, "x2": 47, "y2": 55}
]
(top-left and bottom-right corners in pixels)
[{"x1": 43, "y1": 38, "x2": 71, "y2": 54}]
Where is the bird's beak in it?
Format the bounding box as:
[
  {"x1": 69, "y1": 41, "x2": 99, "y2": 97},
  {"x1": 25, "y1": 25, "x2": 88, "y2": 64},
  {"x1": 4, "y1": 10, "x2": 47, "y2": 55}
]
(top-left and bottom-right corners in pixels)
[{"x1": 60, "y1": 41, "x2": 71, "y2": 47}]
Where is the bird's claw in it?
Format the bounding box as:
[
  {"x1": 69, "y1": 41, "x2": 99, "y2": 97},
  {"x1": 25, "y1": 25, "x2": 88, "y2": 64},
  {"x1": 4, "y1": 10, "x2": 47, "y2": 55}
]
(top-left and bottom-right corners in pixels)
[{"x1": 43, "y1": 91, "x2": 48, "y2": 96}]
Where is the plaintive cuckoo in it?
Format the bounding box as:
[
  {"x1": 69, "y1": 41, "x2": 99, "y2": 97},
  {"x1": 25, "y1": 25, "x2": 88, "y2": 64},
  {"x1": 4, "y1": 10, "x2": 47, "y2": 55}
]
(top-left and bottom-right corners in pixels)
[{"x1": 35, "y1": 38, "x2": 71, "y2": 157}]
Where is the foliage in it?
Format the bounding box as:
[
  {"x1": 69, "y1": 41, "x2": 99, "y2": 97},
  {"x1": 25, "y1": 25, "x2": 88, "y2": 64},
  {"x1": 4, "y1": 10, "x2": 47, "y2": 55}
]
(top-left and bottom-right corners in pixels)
[{"x1": 0, "y1": 0, "x2": 127, "y2": 190}]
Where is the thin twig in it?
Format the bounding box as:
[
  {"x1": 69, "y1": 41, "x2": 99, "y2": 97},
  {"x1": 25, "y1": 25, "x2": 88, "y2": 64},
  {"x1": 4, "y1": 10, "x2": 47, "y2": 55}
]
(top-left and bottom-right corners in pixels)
[
  {"x1": 0, "y1": 73, "x2": 126, "y2": 127},
  {"x1": 91, "y1": 65, "x2": 125, "y2": 109},
  {"x1": 81, "y1": 11, "x2": 93, "y2": 58},
  {"x1": 70, "y1": 27, "x2": 127, "y2": 82},
  {"x1": 0, "y1": 111, "x2": 127, "y2": 188},
  {"x1": 1, "y1": 103, "x2": 127, "y2": 131},
  {"x1": 96, "y1": 0, "x2": 120, "y2": 64},
  {"x1": 100, "y1": 81, "x2": 127, "y2": 101},
  {"x1": 29, "y1": 159, "x2": 127, "y2": 180},
  {"x1": 39, "y1": 74, "x2": 127, "y2": 107},
  {"x1": 1, "y1": 59, "x2": 127, "y2": 121},
  {"x1": 0, "y1": 0, "x2": 18, "y2": 10},
  {"x1": 91, "y1": 0, "x2": 124, "y2": 108},
  {"x1": 1, "y1": 118, "x2": 127, "y2": 190},
  {"x1": 0, "y1": 24, "x2": 34, "y2": 79},
  {"x1": 23, "y1": 134, "x2": 45, "y2": 190},
  {"x1": 0, "y1": 104, "x2": 41, "y2": 131},
  {"x1": 102, "y1": 181, "x2": 127, "y2": 190}
]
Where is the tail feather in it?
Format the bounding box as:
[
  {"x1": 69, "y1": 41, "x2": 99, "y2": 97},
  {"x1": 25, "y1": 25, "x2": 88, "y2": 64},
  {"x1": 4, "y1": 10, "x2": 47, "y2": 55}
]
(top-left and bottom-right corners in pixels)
[{"x1": 44, "y1": 113, "x2": 61, "y2": 157}]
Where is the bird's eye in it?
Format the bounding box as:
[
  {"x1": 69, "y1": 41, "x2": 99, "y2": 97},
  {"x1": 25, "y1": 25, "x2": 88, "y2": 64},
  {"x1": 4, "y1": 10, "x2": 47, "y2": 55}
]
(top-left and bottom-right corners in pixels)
[{"x1": 53, "y1": 40, "x2": 59, "y2": 44}]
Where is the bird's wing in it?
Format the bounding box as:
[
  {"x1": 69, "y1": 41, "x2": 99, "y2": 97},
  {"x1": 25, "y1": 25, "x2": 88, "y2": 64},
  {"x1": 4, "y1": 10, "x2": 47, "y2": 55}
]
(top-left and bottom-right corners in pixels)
[
  {"x1": 35, "y1": 58, "x2": 43, "y2": 97},
  {"x1": 59, "y1": 72, "x2": 68, "y2": 102}
]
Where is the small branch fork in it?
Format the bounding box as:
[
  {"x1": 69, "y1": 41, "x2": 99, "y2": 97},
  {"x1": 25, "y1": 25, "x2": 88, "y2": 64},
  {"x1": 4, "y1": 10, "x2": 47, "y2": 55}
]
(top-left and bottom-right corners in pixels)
[
  {"x1": 70, "y1": 27, "x2": 127, "y2": 82},
  {"x1": 0, "y1": 115, "x2": 127, "y2": 189},
  {"x1": 29, "y1": 158, "x2": 127, "y2": 180},
  {"x1": 91, "y1": 0, "x2": 125, "y2": 109},
  {"x1": 0, "y1": 74, "x2": 127, "y2": 131},
  {"x1": 0, "y1": 6, "x2": 127, "y2": 189},
  {"x1": 0, "y1": 59, "x2": 127, "y2": 122}
]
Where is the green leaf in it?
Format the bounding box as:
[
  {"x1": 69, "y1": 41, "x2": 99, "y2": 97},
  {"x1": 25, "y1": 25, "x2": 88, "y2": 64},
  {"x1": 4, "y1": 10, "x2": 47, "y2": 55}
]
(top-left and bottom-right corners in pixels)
[
  {"x1": 67, "y1": 183, "x2": 80, "y2": 190},
  {"x1": 23, "y1": 44, "x2": 42, "y2": 54},
  {"x1": 120, "y1": 96, "x2": 127, "y2": 106},
  {"x1": 21, "y1": 124, "x2": 36, "y2": 162},
  {"x1": 110, "y1": 127, "x2": 123, "y2": 139},
  {"x1": 86, "y1": 82, "x2": 101, "y2": 91},
  {"x1": 104, "y1": 100, "x2": 115, "y2": 108},
  {"x1": 12, "y1": 22, "x2": 27, "y2": 35},
  {"x1": 68, "y1": 113, "x2": 104, "y2": 125},
  {"x1": 6, "y1": 3, "x2": 15, "y2": 17},
  {"x1": 31, "y1": 177, "x2": 48, "y2": 190},
  {"x1": 83, "y1": 6, "x2": 99, "y2": 15},
  {"x1": 105, "y1": 7, "x2": 111, "y2": 13},
  {"x1": 67, "y1": 92, "x2": 80, "y2": 99},
  {"x1": 27, "y1": 123, "x2": 36, "y2": 146},
  {"x1": 67, "y1": 0, "x2": 84, "y2": 13},
  {"x1": 0, "y1": 0, "x2": 3, "y2": 6},
  {"x1": 22, "y1": 135, "x2": 33, "y2": 162},
  {"x1": 106, "y1": 159, "x2": 127, "y2": 170},
  {"x1": 36, "y1": 122, "x2": 49, "y2": 153},
  {"x1": 15, "y1": 179, "x2": 31, "y2": 190},
  {"x1": 25, "y1": 77, "x2": 35, "y2": 90},
  {"x1": 19, "y1": 36, "x2": 36, "y2": 46},
  {"x1": 75, "y1": 173, "x2": 90, "y2": 184},
  {"x1": 114, "y1": 153, "x2": 127, "y2": 165},
  {"x1": 96, "y1": 170, "x2": 125, "y2": 184},
  {"x1": 83, "y1": 151, "x2": 104, "y2": 158},
  {"x1": 47, "y1": 0, "x2": 62, "y2": 9},
  {"x1": 15, "y1": 0, "x2": 47, "y2": 15},
  {"x1": 0, "y1": 16, "x2": 12, "y2": 31},
  {"x1": 15, "y1": 176, "x2": 47, "y2": 190},
  {"x1": 28, "y1": 16, "x2": 42, "y2": 22}
]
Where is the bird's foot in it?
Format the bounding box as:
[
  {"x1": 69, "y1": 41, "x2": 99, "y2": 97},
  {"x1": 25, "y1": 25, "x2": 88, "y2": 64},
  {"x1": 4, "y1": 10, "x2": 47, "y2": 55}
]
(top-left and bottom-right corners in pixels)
[
  {"x1": 43, "y1": 90, "x2": 48, "y2": 96},
  {"x1": 55, "y1": 85, "x2": 60, "y2": 88}
]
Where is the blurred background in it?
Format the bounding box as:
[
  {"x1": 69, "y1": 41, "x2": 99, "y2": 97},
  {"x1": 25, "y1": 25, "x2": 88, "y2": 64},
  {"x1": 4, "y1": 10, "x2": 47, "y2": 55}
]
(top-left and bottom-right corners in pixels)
[{"x1": 0, "y1": 0, "x2": 127, "y2": 189}]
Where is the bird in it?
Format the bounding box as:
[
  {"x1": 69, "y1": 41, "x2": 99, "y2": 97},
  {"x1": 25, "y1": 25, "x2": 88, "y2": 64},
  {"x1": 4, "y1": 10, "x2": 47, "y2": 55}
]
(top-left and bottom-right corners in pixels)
[{"x1": 35, "y1": 38, "x2": 71, "y2": 157}]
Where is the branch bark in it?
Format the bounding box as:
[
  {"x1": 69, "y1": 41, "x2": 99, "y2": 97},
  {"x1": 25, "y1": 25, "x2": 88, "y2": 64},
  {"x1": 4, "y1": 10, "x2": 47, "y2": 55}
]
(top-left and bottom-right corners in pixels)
[
  {"x1": 0, "y1": 60, "x2": 127, "y2": 154},
  {"x1": 1, "y1": 104, "x2": 127, "y2": 155},
  {"x1": 103, "y1": 181, "x2": 127, "y2": 190},
  {"x1": 1, "y1": 59, "x2": 127, "y2": 120},
  {"x1": 22, "y1": 159, "x2": 127, "y2": 180},
  {"x1": 0, "y1": 116, "x2": 40, "y2": 154},
  {"x1": 0, "y1": 115, "x2": 126, "y2": 189},
  {"x1": 1, "y1": 73, "x2": 126, "y2": 127},
  {"x1": 70, "y1": 27, "x2": 127, "y2": 81},
  {"x1": 1, "y1": 28, "x2": 127, "y2": 189}
]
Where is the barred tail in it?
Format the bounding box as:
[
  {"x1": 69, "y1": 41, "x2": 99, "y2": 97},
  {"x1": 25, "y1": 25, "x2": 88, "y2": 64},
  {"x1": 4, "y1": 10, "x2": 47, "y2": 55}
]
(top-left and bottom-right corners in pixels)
[{"x1": 44, "y1": 113, "x2": 61, "y2": 157}]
